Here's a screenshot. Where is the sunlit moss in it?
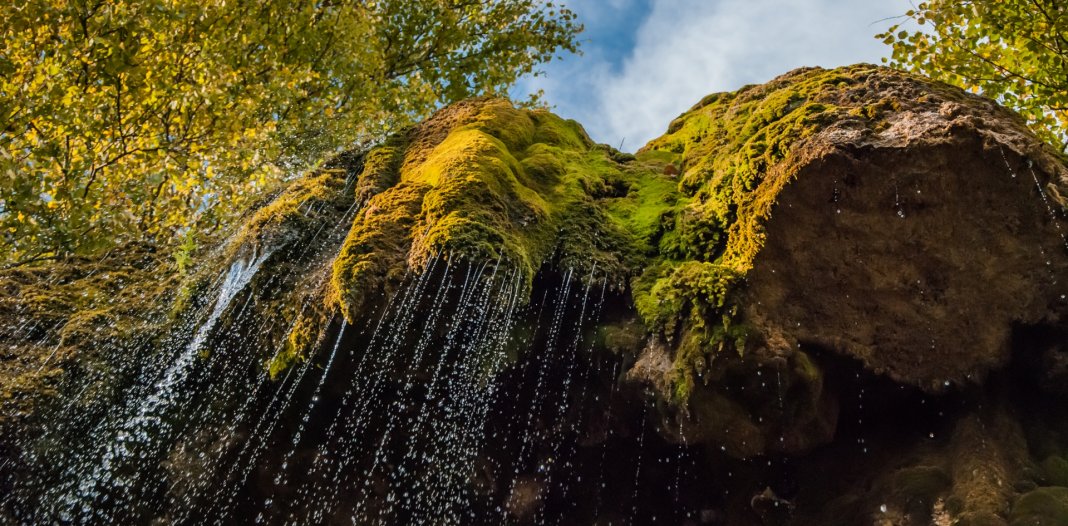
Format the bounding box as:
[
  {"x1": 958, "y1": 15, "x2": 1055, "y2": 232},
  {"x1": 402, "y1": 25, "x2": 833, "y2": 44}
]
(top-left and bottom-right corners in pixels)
[
  {"x1": 184, "y1": 152, "x2": 362, "y2": 379},
  {"x1": 332, "y1": 182, "x2": 428, "y2": 321},
  {"x1": 231, "y1": 168, "x2": 352, "y2": 255},
  {"x1": 331, "y1": 98, "x2": 678, "y2": 322}
]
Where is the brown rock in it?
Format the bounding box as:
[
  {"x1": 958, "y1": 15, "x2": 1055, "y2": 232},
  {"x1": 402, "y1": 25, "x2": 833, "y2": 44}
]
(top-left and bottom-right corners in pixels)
[{"x1": 737, "y1": 71, "x2": 1068, "y2": 390}]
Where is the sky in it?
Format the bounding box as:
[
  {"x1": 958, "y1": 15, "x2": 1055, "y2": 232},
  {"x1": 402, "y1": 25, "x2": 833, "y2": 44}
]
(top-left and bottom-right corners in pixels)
[{"x1": 512, "y1": 0, "x2": 916, "y2": 151}]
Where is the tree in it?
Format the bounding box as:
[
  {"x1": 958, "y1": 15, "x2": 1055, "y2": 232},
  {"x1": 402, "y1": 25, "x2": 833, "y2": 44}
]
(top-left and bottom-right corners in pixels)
[
  {"x1": 878, "y1": 0, "x2": 1068, "y2": 150},
  {"x1": 0, "y1": 0, "x2": 580, "y2": 266}
]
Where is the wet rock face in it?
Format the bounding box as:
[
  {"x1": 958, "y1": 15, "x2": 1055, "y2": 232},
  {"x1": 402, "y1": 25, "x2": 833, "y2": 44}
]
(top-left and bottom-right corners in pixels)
[{"x1": 744, "y1": 136, "x2": 1068, "y2": 389}]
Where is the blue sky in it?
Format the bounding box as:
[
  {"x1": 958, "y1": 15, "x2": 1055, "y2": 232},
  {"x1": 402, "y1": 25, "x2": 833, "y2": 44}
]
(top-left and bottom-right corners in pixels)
[{"x1": 512, "y1": 0, "x2": 916, "y2": 151}]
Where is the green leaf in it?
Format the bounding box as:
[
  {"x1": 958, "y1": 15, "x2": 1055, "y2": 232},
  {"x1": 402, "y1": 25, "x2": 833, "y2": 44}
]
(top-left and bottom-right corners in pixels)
[{"x1": 877, "y1": 0, "x2": 1068, "y2": 153}]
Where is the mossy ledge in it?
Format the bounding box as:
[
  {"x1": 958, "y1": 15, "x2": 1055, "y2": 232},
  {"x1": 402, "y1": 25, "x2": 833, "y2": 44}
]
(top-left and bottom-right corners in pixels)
[{"x1": 330, "y1": 98, "x2": 680, "y2": 322}]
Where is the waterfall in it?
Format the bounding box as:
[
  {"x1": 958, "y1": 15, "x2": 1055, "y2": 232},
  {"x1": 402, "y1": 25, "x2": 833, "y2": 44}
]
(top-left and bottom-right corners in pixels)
[
  {"x1": 0, "y1": 242, "x2": 723, "y2": 525},
  {"x1": 0, "y1": 209, "x2": 705, "y2": 526},
  {"x1": 51, "y1": 249, "x2": 274, "y2": 522}
]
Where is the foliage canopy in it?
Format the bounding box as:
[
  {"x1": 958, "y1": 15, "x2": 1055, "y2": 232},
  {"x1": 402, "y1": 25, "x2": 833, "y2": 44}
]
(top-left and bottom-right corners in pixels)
[
  {"x1": 878, "y1": 0, "x2": 1068, "y2": 150},
  {"x1": 0, "y1": 0, "x2": 579, "y2": 266}
]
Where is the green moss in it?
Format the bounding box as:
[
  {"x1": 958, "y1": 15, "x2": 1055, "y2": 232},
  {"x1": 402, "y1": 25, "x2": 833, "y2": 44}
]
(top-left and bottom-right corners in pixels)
[
  {"x1": 624, "y1": 65, "x2": 950, "y2": 402},
  {"x1": 356, "y1": 135, "x2": 406, "y2": 203},
  {"x1": 639, "y1": 65, "x2": 897, "y2": 273},
  {"x1": 331, "y1": 98, "x2": 676, "y2": 322},
  {"x1": 891, "y1": 466, "x2": 952, "y2": 503},
  {"x1": 232, "y1": 167, "x2": 352, "y2": 256},
  {"x1": 792, "y1": 350, "x2": 822, "y2": 384},
  {"x1": 637, "y1": 261, "x2": 740, "y2": 329},
  {"x1": 596, "y1": 320, "x2": 647, "y2": 355},
  {"x1": 0, "y1": 247, "x2": 178, "y2": 431},
  {"x1": 332, "y1": 182, "x2": 427, "y2": 321},
  {"x1": 630, "y1": 260, "x2": 746, "y2": 400},
  {"x1": 1043, "y1": 456, "x2": 1068, "y2": 487},
  {"x1": 266, "y1": 310, "x2": 330, "y2": 380},
  {"x1": 671, "y1": 321, "x2": 749, "y2": 401},
  {"x1": 603, "y1": 168, "x2": 681, "y2": 248},
  {"x1": 531, "y1": 113, "x2": 591, "y2": 150},
  {"x1": 634, "y1": 149, "x2": 681, "y2": 165},
  {"x1": 410, "y1": 125, "x2": 555, "y2": 277},
  {"x1": 1011, "y1": 487, "x2": 1068, "y2": 526}
]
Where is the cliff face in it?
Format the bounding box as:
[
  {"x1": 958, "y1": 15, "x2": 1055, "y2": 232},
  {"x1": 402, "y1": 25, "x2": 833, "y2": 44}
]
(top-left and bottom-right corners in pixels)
[{"x1": 3, "y1": 64, "x2": 1068, "y2": 526}]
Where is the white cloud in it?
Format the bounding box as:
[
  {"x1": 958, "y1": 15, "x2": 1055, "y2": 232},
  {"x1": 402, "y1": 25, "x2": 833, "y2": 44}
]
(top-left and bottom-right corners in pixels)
[{"x1": 519, "y1": 0, "x2": 914, "y2": 150}]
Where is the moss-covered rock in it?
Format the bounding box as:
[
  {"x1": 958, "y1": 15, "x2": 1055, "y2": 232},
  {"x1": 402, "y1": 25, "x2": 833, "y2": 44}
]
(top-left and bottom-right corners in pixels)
[
  {"x1": 326, "y1": 66, "x2": 1068, "y2": 468},
  {"x1": 1042, "y1": 456, "x2": 1068, "y2": 488},
  {"x1": 633, "y1": 64, "x2": 1068, "y2": 402},
  {"x1": 331, "y1": 98, "x2": 679, "y2": 322},
  {"x1": 1011, "y1": 487, "x2": 1068, "y2": 526},
  {"x1": 5, "y1": 63, "x2": 1068, "y2": 525},
  {"x1": 0, "y1": 246, "x2": 177, "y2": 435}
]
